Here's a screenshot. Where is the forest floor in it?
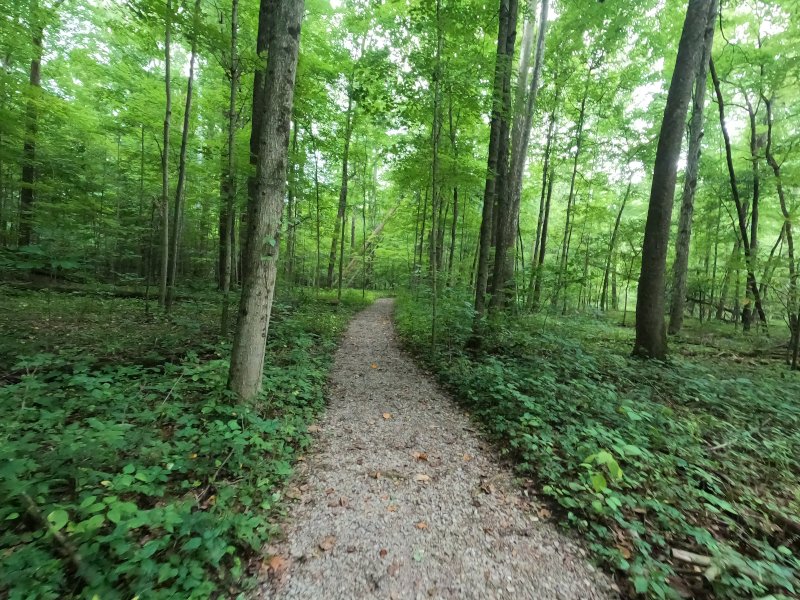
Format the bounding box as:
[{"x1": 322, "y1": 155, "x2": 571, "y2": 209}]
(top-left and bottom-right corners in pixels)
[{"x1": 257, "y1": 298, "x2": 615, "y2": 600}]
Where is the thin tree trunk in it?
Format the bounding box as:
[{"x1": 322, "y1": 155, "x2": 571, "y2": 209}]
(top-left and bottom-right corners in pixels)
[
  {"x1": 554, "y1": 71, "x2": 590, "y2": 309},
  {"x1": 159, "y1": 0, "x2": 172, "y2": 307},
  {"x1": 601, "y1": 180, "x2": 632, "y2": 311},
  {"x1": 668, "y1": 0, "x2": 717, "y2": 334},
  {"x1": 710, "y1": 58, "x2": 767, "y2": 327},
  {"x1": 166, "y1": 0, "x2": 200, "y2": 311},
  {"x1": 285, "y1": 121, "x2": 298, "y2": 283},
  {"x1": 764, "y1": 97, "x2": 798, "y2": 368},
  {"x1": 431, "y1": 0, "x2": 444, "y2": 348},
  {"x1": 327, "y1": 93, "x2": 354, "y2": 288},
  {"x1": 633, "y1": 0, "x2": 712, "y2": 359},
  {"x1": 220, "y1": 0, "x2": 239, "y2": 334},
  {"x1": 228, "y1": 0, "x2": 304, "y2": 401},
  {"x1": 532, "y1": 164, "x2": 554, "y2": 308}
]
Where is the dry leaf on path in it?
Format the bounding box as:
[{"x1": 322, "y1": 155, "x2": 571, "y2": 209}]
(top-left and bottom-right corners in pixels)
[
  {"x1": 412, "y1": 451, "x2": 428, "y2": 461},
  {"x1": 463, "y1": 454, "x2": 473, "y2": 462},
  {"x1": 379, "y1": 548, "x2": 388, "y2": 558},
  {"x1": 416, "y1": 521, "x2": 428, "y2": 530},
  {"x1": 370, "y1": 363, "x2": 378, "y2": 369},
  {"x1": 382, "y1": 412, "x2": 392, "y2": 420},
  {"x1": 307, "y1": 425, "x2": 321, "y2": 433},
  {"x1": 414, "y1": 473, "x2": 431, "y2": 483},
  {"x1": 319, "y1": 536, "x2": 336, "y2": 552},
  {"x1": 285, "y1": 487, "x2": 302, "y2": 500},
  {"x1": 265, "y1": 555, "x2": 290, "y2": 581},
  {"x1": 387, "y1": 504, "x2": 398, "y2": 512}
]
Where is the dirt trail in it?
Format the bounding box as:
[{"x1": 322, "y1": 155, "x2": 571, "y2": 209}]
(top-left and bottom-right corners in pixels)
[{"x1": 258, "y1": 298, "x2": 615, "y2": 600}]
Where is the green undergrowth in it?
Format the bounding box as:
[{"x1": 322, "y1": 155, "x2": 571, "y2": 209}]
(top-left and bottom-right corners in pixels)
[
  {"x1": 0, "y1": 287, "x2": 374, "y2": 599},
  {"x1": 395, "y1": 288, "x2": 799, "y2": 600}
]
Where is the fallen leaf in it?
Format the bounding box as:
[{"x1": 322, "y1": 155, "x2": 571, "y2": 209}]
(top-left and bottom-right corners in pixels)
[
  {"x1": 379, "y1": 548, "x2": 388, "y2": 558},
  {"x1": 416, "y1": 521, "x2": 428, "y2": 530},
  {"x1": 412, "y1": 451, "x2": 428, "y2": 462},
  {"x1": 319, "y1": 536, "x2": 336, "y2": 552},
  {"x1": 285, "y1": 487, "x2": 302, "y2": 500},
  {"x1": 414, "y1": 474, "x2": 431, "y2": 483},
  {"x1": 463, "y1": 454, "x2": 473, "y2": 462},
  {"x1": 370, "y1": 471, "x2": 381, "y2": 479},
  {"x1": 325, "y1": 487, "x2": 335, "y2": 495},
  {"x1": 537, "y1": 507, "x2": 552, "y2": 519},
  {"x1": 266, "y1": 555, "x2": 289, "y2": 580},
  {"x1": 387, "y1": 562, "x2": 401, "y2": 577},
  {"x1": 382, "y1": 412, "x2": 392, "y2": 420},
  {"x1": 387, "y1": 504, "x2": 398, "y2": 512},
  {"x1": 307, "y1": 425, "x2": 321, "y2": 433},
  {"x1": 616, "y1": 544, "x2": 632, "y2": 559},
  {"x1": 412, "y1": 548, "x2": 425, "y2": 562},
  {"x1": 370, "y1": 363, "x2": 378, "y2": 369}
]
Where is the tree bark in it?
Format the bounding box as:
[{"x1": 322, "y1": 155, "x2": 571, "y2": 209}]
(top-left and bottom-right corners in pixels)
[
  {"x1": 228, "y1": 0, "x2": 304, "y2": 401},
  {"x1": 668, "y1": 0, "x2": 717, "y2": 334},
  {"x1": 633, "y1": 0, "x2": 712, "y2": 359}
]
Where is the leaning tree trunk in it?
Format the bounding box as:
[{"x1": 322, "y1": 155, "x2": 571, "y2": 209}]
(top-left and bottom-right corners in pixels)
[
  {"x1": 166, "y1": 0, "x2": 200, "y2": 311},
  {"x1": 668, "y1": 0, "x2": 717, "y2": 335},
  {"x1": 228, "y1": 0, "x2": 304, "y2": 401},
  {"x1": 633, "y1": 0, "x2": 713, "y2": 359},
  {"x1": 159, "y1": 0, "x2": 172, "y2": 307},
  {"x1": 601, "y1": 180, "x2": 632, "y2": 311}
]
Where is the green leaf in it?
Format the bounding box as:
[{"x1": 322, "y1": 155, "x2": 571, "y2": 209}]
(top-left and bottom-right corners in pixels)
[
  {"x1": 590, "y1": 473, "x2": 607, "y2": 492},
  {"x1": 47, "y1": 509, "x2": 69, "y2": 531}
]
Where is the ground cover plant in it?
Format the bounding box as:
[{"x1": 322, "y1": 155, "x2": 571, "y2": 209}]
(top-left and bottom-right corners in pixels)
[
  {"x1": 395, "y1": 289, "x2": 800, "y2": 600},
  {"x1": 0, "y1": 287, "x2": 373, "y2": 599}
]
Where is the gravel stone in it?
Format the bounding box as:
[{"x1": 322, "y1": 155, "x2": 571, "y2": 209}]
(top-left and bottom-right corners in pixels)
[{"x1": 257, "y1": 298, "x2": 616, "y2": 600}]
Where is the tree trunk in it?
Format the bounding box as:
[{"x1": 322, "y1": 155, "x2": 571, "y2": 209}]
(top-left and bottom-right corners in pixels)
[
  {"x1": 601, "y1": 180, "x2": 632, "y2": 311},
  {"x1": 532, "y1": 164, "x2": 554, "y2": 309},
  {"x1": 327, "y1": 93, "x2": 354, "y2": 288},
  {"x1": 159, "y1": 0, "x2": 172, "y2": 307},
  {"x1": 220, "y1": 0, "x2": 239, "y2": 334},
  {"x1": 228, "y1": 0, "x2": 304, "y2": 401},
  {"x1": 710, "y1": 58, "x2": 767, "y2": 327},
  {"x1": 285, "y1": 121, "x2": 298, "y2": 283},
  {"x1": 492, "y1": 0, "x2": 549, "y2": 311},
  {"x1": 667, "y1": 0, "x2": 717, "y2": 335},
  {"x1": 19, "y1": 17, "x2": 43, "y2": 248},
  {"x1": 633, "y1": 0, "x2": 712, "y2": 359},
  {"x1": 166, "y1": 0, "x2": 200, "y2": 311},
  {"x1": 553, "y1": 84, "x2": 588, "y2": 310},
  {"x1": 764, "y1": 97, "x2": 798, "y2": 368},
  {"x1": 474, "y1": 0, "x2": 519, "y2": 321}
]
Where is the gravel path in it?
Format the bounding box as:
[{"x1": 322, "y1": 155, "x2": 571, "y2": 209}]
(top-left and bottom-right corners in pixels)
[{"x1": 257, "y1": 298, "x2": 615, "y2": 600}]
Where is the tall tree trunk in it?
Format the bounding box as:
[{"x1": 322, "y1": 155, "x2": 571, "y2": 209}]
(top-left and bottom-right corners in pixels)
[
  {"x1": 554, "y1": 73, "x2": 589, "y2": 310},
  {"x1": 430, "y1": 0, "x2": 444, "y2": 347},
  {"x1": 474, "y1": 0, "x2": 519, "y2": 321},
  {"x1": 492, "y1": 0, "x2": 549, "y2": 311},
  {"x1": 633, "y1": 0, "x2": 712, "y2": 359},
  {"x1": 764, "y1": 97, "x2": 798, "y2": 368},
  {"x1": 228, "y1": 0, "x2": 304, "y2": 401},
  {"x1": 327, "y1": 93, "x2": 354, "y2": 288},
  {"x1": 166, "y1": 0, "x2": 200, "y2": 311},
  {"x1": 220, "y1": 0, "x2": 239, "y2": 334},
  {"x1": 532, "y1": 164, "x2": 554, "y2": 309},
  {"x1": 668, "y1": 0, "x2": 717, "y2": 334},
  {"x1": 285, "y1": 121, "x2": 298, "y2": 283},
  {"x1": 159, "y1": 0, "x2": 172, "y2": 307},
  {"x1": 710, "y1": 58, "x2": 767, "y2": 327},
  {"x1": 601, "y1": 180, "x2": 632, "y2": 311}
]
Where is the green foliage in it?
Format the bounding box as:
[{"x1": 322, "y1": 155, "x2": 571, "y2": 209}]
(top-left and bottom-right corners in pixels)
[
  {"x1": 0, "y1": 289, "x2": 372, "y2": 599},
  {"x1": 396, "y1": 290, "x2": 800, "y2": 599}
]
